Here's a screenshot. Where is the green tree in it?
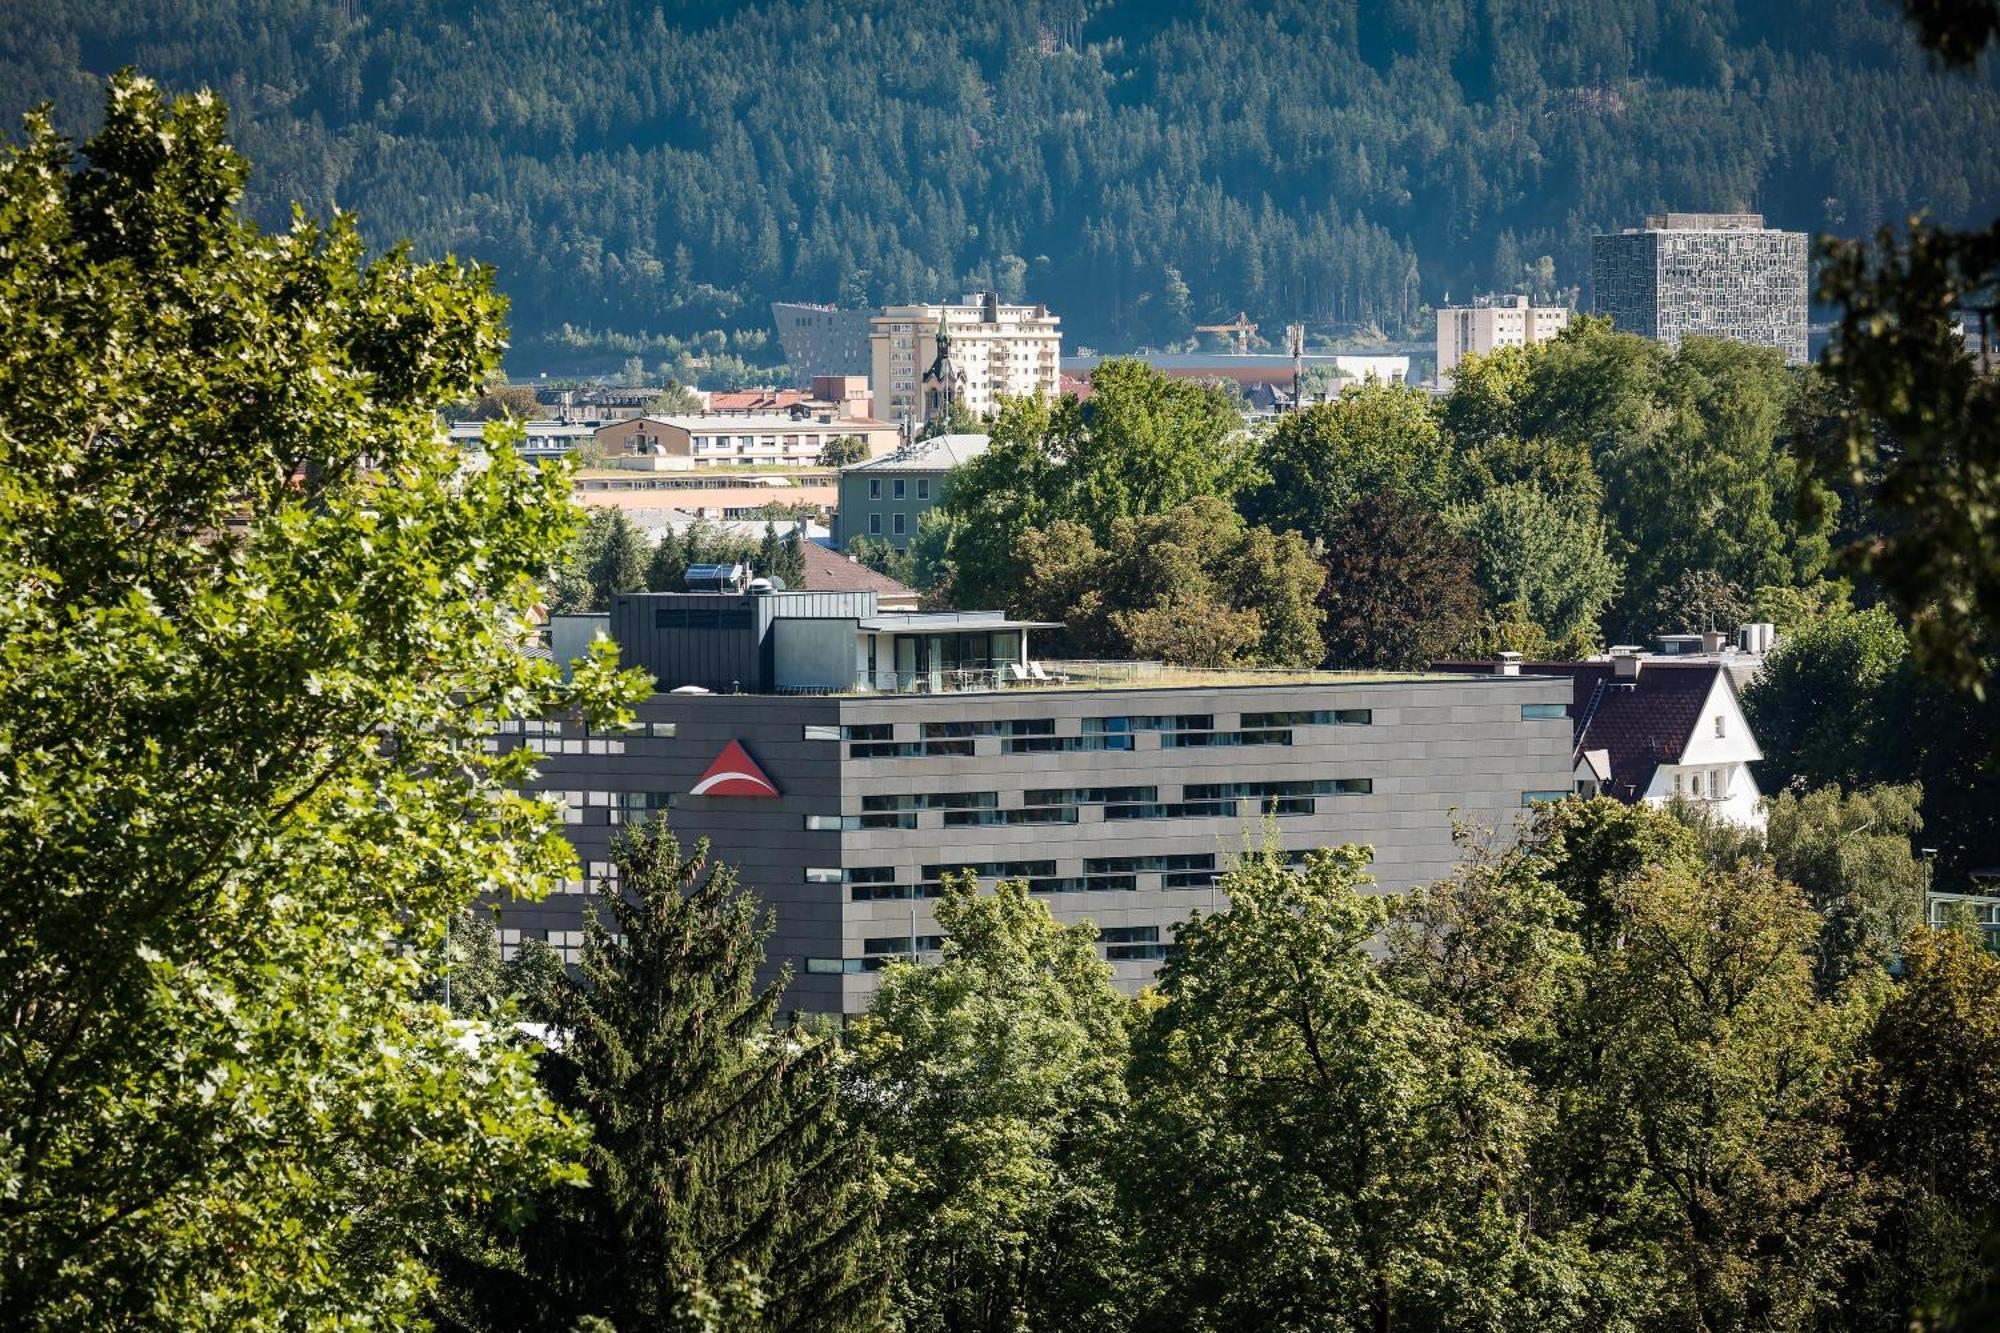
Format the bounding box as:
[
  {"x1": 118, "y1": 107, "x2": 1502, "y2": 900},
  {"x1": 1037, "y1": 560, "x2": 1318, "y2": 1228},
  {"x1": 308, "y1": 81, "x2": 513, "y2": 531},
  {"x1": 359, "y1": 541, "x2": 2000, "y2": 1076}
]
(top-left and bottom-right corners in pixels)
[
  {"x1": 1743, "y1": 606, "x2": 1912, "y2": 791},
  {"x1": 1764, "y1": 784, "x2": 1931, "y2": 991},
  {"x1": 645, "y1": 380, "x2": 703, "y2": 415},
  {"x1": 552, "y1": 508, "x2": 650, "y2": 613},
  {"x1": 447, "y1": 822, "x2": 888, "y2": 1331},
  {"x1": 1633, "y1": 567, "x2": 1753, "y2": 639},
  {"x1": 1011, "y1": 498, "x2": 1324, "y2": 668},
  {"x1": 817, "y1": 434, "x2": 871, "y2": 467},
  {"x1": 1062, "y1": 360, "x2": 1249, "y2": 535},
  {"x1": 0, "y1": 75, "x2": 642, "y2": 1327},
  {"x1": 933, "y1": 367, "x2": 1251, "y2": 608},
  {"x1": 853, "y1": 878, "x2": 1132, "y2": 1333},
  {"x1": 1319, "y1": 491, "x2": 1485, "y2": 669},
  {"x1": 1606, "y1": 338, "x2": 1834, "y2": 637},
  {"x1": 1242, "y1": 383, "x2": 1453, "y2": 542},
  {"x1": 647, "y1": 530, "x2": 688, "y2": 591},
  {"x1": 1805, "y1": 0, "x2": 2000, "y2": 692},
  {"x1": 1448, "y1": 483, "x2": 1621, "y2": 650},
  {"x1": 471, "y1": 383, "x2": 548, "y2": 420},
  {"x1": 585, "y1": 508, "x2": 649, "y2": 605},
  {"x1": 1846, "y1": 926, "x2": 2000, "y2": 1328},
  {"x1": 1122, "y1": 845, "x2": 1568, "y2": 1332},
  {"x1": 1582, "y1": 859, "x2": 1875, "y2": 1332},
  {"x1": 420, "y1": 907, "x2": 511, "y2": 1016}
]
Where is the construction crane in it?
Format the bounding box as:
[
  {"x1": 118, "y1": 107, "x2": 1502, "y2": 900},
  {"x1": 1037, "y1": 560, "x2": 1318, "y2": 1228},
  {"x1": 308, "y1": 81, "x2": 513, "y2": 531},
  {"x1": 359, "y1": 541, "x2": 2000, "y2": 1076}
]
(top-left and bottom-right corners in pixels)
[{"x1": 1195, "y1": 311, "x2": 1258, "y2": 355}]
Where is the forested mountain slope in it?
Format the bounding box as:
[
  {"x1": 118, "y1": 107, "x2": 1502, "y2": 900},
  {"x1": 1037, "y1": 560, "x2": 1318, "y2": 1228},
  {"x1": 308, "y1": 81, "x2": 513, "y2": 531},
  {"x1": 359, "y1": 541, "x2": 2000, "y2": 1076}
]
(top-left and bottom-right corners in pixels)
[{"x1": 5, "y1": 0, "x2": 1995, "y2": 362}]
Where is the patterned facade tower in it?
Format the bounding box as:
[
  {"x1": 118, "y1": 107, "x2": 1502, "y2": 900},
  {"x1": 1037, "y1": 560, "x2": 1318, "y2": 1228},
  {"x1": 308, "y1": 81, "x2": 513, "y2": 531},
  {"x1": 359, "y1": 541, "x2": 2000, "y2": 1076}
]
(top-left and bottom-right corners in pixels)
[{"x1": 1591, "y1": 213, "x2": 1808, "y2": 363}]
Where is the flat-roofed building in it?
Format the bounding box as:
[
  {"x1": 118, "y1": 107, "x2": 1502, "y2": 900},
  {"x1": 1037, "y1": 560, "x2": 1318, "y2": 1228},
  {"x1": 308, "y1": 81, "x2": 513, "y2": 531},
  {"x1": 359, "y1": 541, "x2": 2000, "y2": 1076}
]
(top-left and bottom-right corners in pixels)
[
  {"x1": 1592, "y1": 212, "x2": 1808, "y2": 362},
  {"x1": 593, "y1": 412, "x2": 900, "y2": 470},
  {"x1": 872, "y1": 292, "x2": 1060, "y2": 428},
  {"x1": 1436, "y1": 294, "x2": 1571, "y2": 381},
  {"x1": 493, "y1": 589, "x2": 1576, "y2": 1014},
  {"x1": 772, "y1": 302, "x2": 875, "y2": 385}
]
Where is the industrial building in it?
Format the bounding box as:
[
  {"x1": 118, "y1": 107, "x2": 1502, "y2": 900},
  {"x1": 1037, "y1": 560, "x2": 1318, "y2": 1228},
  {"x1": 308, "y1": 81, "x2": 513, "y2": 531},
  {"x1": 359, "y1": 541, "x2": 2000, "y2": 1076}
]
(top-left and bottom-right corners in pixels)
[
  {"x1": 494, "y1": 588, "x2": 1577, "y2": 1014},
  {"x1": 1591, "y1": 212, "x2": 1809, "y2": 362}
]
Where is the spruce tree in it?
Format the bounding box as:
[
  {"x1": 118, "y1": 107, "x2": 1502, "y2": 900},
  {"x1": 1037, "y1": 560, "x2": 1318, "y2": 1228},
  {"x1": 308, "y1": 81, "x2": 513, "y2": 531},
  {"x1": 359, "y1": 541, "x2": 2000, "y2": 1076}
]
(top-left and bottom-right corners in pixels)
[
  {"x1": 759, "y1": 520, "x2": 785, "y2": 585},
  {"x1": 441, "y1": 821, "x2": 889, "y2": 1331}
]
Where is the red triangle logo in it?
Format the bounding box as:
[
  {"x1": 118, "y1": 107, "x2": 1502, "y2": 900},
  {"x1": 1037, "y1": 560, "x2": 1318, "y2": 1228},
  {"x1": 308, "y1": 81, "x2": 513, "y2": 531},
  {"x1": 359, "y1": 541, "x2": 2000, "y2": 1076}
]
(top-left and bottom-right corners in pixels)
[{"x1": 689, "y1": 739, "x2": 779, "y2": 798}]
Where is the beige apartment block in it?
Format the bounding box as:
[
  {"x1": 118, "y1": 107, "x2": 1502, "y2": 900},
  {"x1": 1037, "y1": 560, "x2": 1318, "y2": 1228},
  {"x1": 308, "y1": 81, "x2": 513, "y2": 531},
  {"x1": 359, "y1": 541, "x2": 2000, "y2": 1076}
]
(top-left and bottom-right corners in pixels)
[
  {"x1": 594, "y1": 412, "x2": 900, "y2": 470},
  {"x1": 1435, "y1": 294, "x2": 1570, "y2": 381},
  {"x1": 871, "y1": 291, "x2": 1061, "y2": 427}
]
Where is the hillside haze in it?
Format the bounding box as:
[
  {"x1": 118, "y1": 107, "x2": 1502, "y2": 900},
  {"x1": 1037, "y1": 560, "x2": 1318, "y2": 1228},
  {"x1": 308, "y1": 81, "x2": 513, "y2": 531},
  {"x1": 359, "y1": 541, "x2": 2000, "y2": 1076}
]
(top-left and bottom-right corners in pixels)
[{"x1": 6, "y1": 0, "x2": 1996, "y2": 363}]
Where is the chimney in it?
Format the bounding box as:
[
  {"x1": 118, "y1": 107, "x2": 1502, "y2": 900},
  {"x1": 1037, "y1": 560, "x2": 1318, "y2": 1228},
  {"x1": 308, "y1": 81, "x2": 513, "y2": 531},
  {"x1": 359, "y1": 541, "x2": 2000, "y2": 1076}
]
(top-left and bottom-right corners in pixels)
[
  {"x1": 1495, "y1": 651, "x2": 1522, "y2": 676},
  {"x1": 1702, "y1": 630, "x2": 1727, "y2": 654},
  {"x1": 1610, "y1": 646, "x2": 1644, "y2": 681}
]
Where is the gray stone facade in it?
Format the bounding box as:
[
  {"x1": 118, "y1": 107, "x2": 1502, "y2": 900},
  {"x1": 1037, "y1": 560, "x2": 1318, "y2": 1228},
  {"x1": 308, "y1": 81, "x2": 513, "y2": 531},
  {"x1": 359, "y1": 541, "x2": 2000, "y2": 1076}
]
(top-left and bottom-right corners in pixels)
[
  {"x1": 771, "y1": 302, "x2": 873, "y2": 385},
  {"x1": 1592, "y1": 213, "x2": 1808, "y2": 362},
  {"x1": 493, "y1": 675, "x2": 1577, "y2": 1014}
]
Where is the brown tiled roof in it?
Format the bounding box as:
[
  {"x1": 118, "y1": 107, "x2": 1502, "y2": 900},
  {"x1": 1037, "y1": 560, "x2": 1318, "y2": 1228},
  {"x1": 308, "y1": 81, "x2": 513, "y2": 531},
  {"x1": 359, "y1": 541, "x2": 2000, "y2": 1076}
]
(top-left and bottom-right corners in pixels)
[
  {"x1": 1567, "y1": 663, "x2": 1720, "y2": 801},
  {"x1": 707, "y1": 389, "x2": 811, "y2": 413},
  {"x1": 800, "y1": 540, "x2": 919, "y2": 601},
  {"x1": 1433, "y1": 659, "x2": 1727, "y2": 802}
]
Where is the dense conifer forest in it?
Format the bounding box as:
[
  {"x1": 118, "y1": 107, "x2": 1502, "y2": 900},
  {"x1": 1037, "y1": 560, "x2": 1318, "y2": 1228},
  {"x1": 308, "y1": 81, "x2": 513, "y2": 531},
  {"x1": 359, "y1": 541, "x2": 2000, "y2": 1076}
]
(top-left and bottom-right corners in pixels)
[{"x1": 3, "y1": 0, "x2": 1996, "y2": 365}]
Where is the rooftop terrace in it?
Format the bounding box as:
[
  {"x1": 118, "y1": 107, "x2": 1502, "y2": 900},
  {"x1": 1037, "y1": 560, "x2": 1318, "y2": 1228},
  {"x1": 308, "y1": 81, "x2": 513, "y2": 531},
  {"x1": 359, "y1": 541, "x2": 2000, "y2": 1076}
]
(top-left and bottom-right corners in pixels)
[{"x1": 822, "y1": 660, "x2": 1480, "y2": 696}]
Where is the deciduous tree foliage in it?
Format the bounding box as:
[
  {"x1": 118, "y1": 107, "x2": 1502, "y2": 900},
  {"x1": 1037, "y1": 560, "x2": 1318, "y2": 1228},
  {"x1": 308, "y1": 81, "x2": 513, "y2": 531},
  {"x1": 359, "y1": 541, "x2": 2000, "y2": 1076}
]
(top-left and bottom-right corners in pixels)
[
  {"x1": 1123, "y1": 845, "x2": 1583, "y2": 1333},
  {"x1": 0, "y1": 74, "x2": 643, "y2": 1327},
  {"x1": 853, "y1": 877, "x2": 1132, "y2": 1333},
  {"x1": 1318, "y1": 491, "x2": 1485, "y2": 669},
  {"x1": 1447, "y1": 482, "x2": 1621, "y2": 651},
  {"x1": 1847, "y1": 926, "x2": 2000, "y2": 1327},
  {"x1": 1809, "y1": 0, "x2": 2000, "y2": 692},
  {"x1": 934, "y1": 362, "x2": 1252, "y2": 608},
  {"x1": 1011, "y1": 498, "x2": 1324, "y2": 668},
  {"x1": 1765, "y1": 784, "x2": 1931, "y2": 991},
  {"x1": 1241, "y1": 383, "x2": 1453, "y2": 543}
]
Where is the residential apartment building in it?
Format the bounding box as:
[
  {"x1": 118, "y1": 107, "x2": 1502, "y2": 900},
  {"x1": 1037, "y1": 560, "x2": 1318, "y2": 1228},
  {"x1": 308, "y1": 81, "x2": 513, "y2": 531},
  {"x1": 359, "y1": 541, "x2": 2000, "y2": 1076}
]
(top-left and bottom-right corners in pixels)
[
  {"x1": 492, "y1": 589, "x2": 1577, "y2": 1014},
  {"x1": 771, "y1": 302, "x2": 875, "y2": 385},
  {"x1": 833, "y1": 433, "x2": 989, "y2": 550},
  {"x1": 1435, "y1": 294, "x2": 1571, "y2": 381},
  {"x1": 1591, "y1": 212, "x2": 1809, "y2": 362},
  {"x1": 871, "y1": 293, "x2": 1061, "y2": 428},
  {"x1": 593, "y1": 411, "x2": 900, "y2": 470}
]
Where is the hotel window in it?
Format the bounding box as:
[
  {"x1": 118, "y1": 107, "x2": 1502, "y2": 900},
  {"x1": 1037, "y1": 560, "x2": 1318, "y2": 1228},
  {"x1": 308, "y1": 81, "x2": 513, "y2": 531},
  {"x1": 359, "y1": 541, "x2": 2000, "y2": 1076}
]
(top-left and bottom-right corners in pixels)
[
  {"x1": 892, "y1": 513, "x2": 906, "y2": 536},
  {"x1": 917, "y1": 478, "x2": 931, "y2": 499},
  {"x1": 869, "y1": 479, "x2": 881, "y2": 499},
  {"x1": 869, "y1": 513, "x2": 882, "y2": 535},
  {"x1": 893, "y1": 479, "x2": 907, "y2": 499}
]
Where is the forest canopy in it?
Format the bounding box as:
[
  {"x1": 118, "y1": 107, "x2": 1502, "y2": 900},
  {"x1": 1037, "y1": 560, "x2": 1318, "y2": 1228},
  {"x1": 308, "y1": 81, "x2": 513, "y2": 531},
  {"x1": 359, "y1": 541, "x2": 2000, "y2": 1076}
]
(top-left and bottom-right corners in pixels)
[{"x1": 2, "y1": 0, "x2": 1995, "y2": 367}]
